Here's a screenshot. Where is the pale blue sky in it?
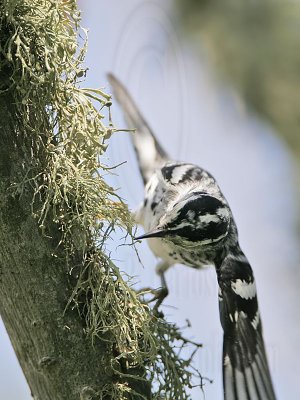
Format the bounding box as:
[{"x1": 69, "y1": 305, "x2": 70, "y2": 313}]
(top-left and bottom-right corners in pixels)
[{"x1": 1, "y1": 1, "x2": 299, "y2": 399}]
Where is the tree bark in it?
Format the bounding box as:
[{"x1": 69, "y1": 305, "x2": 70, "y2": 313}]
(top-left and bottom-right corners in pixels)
[{"x1": 0, "y1": 96, "x2": 150, "y2": 399}]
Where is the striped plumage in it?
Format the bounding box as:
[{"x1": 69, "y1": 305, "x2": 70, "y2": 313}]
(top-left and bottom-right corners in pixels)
[{"x1": 108, "y1": 73, "x2": 276, "y2": 400}]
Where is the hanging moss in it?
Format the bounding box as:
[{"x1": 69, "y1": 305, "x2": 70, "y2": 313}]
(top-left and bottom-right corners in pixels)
[{"x1": 0, "y1": 1, "x2": 203, "y2": 398}]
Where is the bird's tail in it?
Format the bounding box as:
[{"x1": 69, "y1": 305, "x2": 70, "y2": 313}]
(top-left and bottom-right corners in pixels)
[
  {"x1": 222, "y1": 328, "x2": 276, "y2": 400},
  {"x1": 107, "y1": 73, "x2": 168, "y2": 184},
  {"x1": 217, "y1": 251, "x2": 276, "y2": 400}
]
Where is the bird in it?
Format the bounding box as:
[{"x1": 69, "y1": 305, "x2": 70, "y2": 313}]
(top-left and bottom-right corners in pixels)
[{"x1": 107, "y1": 73, "x2": 277, "y2": 400}]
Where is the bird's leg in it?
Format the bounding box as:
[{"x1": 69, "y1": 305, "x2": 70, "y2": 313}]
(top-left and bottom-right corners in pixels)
[
  {"x1": 137, "y1": 261, "x2": 170, "y2": 312},
  {"x1": 152, "y1": 269, "x2": 169, "y2": 313},
  {"x1": 150, "y1": 261, "x2": 170, "y2": 313}
]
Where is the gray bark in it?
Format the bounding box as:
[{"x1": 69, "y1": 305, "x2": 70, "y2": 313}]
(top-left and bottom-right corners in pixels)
[{"x1": 0, "y1": 97, "x2": 150, "y2": 399}]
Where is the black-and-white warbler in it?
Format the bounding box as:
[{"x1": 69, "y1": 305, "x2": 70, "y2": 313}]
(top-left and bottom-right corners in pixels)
[{"x1": 108, "y1": 73, "x2": 276, "y2": 400}]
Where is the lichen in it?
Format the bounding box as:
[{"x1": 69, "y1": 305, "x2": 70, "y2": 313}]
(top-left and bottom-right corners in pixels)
[{"x1": 0, "y1": 0, "x2": 203, "y2": 398}]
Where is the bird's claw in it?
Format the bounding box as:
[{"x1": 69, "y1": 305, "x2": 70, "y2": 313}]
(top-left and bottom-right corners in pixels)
[{"x1": 137, "y1": 285, "x2": 169, "y2": 315}]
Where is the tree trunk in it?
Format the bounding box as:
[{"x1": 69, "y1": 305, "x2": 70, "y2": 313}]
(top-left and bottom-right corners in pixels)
[
  {"x1": 0, "y1": 3, "x2": 197, "y2": 399},
  {"x1": 0, "y1": 96, "x2": 150, "y2": 399}
]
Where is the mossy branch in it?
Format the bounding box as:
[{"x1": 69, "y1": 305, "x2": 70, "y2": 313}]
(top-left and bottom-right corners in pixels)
[{"x1": 0, "y1": 1, "x2": 203, "y2": 399}]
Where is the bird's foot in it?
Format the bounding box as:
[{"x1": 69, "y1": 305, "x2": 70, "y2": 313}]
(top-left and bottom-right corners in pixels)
[
  {"x1": 152, "y1": 285, "x2": 169, "y2": 316},
  {"x1": 137, "y1": 284, "x2": 169, "y2": 316}
]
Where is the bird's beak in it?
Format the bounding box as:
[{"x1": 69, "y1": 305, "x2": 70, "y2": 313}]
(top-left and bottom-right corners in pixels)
[{"x1": 135, "y1": 228, "x2": 168, "y2": 240}]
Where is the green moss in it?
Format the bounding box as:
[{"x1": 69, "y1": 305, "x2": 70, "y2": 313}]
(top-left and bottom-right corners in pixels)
[{"x1": 0, "y1": 0, "x2": 202, "y2": 398}]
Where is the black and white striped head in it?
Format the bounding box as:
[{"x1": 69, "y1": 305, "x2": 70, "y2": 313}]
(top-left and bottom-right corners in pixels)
[{"x1": 136, "y1": 192, "x2": 231, "y2": 247}]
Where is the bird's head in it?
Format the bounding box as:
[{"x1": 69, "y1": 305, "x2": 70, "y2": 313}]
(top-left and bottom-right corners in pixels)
[{"x1": 135, "y1": 192, "x2": 231, "y2": 247}]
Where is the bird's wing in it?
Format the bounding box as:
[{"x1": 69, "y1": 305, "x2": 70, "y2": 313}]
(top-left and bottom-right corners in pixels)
[
  {"x1": 217, "y1": 252, "x2": 276, "y2": 400},
  {"x1": 107, "y1": 73, "x2": 168, "y2": 184}
]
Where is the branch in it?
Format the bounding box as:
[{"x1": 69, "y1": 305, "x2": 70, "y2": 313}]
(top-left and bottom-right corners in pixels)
[{"x1": 0, "y1": 1, "x2": 202, "y2": 399}]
